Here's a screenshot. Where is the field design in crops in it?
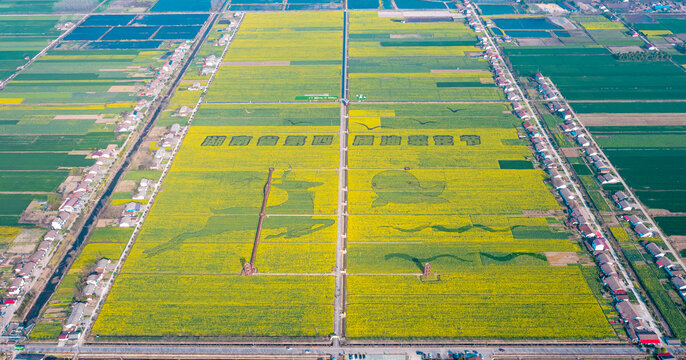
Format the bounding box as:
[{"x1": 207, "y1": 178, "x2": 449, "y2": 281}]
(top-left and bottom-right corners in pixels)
[{"x1": 93, "y1": 11, "x2": 614, "y2": 341}]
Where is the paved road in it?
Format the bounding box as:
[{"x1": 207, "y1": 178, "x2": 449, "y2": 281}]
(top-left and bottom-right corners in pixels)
[
  {"x1": 333, "y1": 9, "x2": 350, "y2": 347},
  {"x1": 9, "y1": 343, "x2": 648, "y2": 360},
  {"x1": 466, "y1": 0, "x2": 663, "y2": 342}
]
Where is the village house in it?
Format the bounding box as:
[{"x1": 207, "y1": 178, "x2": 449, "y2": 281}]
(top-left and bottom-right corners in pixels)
[
  {"x1": 177, "y1": 106, "x2": 193, "y2": 117},
  {"x1": 548, "y1": 168, "x2": 561, "y2": 178},
  {"x1": 59, "y1": 195, "x2": 81, "y2": 213},
  {"x1": 597, "y1": 252, "x2": 613, "y2": 265},
  {"x1": 7, "y1": 278, "x2": 24, "y2": 296},
  {"x1": 18, "y1": 261, "x2": 36, "y2": 278},
  {"x1": 134, "y1": 99, "x2": 149, "y2": 112},
  {"x1": 29, "y1": 249, "x2": 46, "y2": 263},
  {"x1": 578, "y1": 223, "x2": 596, "y2": 238},
  {"x1": 597, "y1": 174, "x2": 619, "y2": 185},
  {"x1": 585, "y1": 147, "x2": 599, "y2": 156},
  {"x1": 95, "y1": 258, "x2": 111, "y2": 274},
  {"x1": 559, "y1": 187, "x2": 575, "y2": 202},
  {"x1": 188, "y1": 82, "x2": 203, "y2": 91},
  {"x1": 44, "y1": 230, "x2": 58, "y2": 242},
  {"x1": 51, "y1": 211, "x2": 69, "y2": 230},
  {"x1": 634, "y1": 223, "x2": 653, "y2": 238},
  {"x1": 575, "y1": 134, "x2": 590, "y2": 147},
  {"x1": 590, "y1": 238, "x2": 608, "y2": 252},
  {"x1": 551, "y1": 177, "x2": 567, "y2": 190},
  {"x1": 624, "y1": 215, "x2": 642, "y2": 226},
  {"x1": 123, "y1": 202, "x2": 141, "y2": 215},
  {"x1": 657, "y1": 256, "x2": 675, "y2": 269},
  {"x1": 645, "y1": 242, "x2": 666, "y2": 258},
  {"x1": 603, "y1": 276, "x2": 628, "y2": 301},
  {"x1": 616, "y1": 300, "x2": 640, "y2": 322},
  {"x1": 671, "y1": 276, "x2": 686, "y2": 291},
  {"x1": 617, "y1": 200, "x2": 633, "y2": 211},
  {"x1": 600, "y1": 263, "x2": 617, "y2": 277},
  {"x1": 86, "y1": 273, "x2": 101, "y2": 286},
  {"x1": 37, "y1": 240, "x2": 50, "y2": 252},
  {"x1": 82, "y1": 284, "x2": 97, "y2": 301},
  {"x1": 119, "y1": 216, "x2": 134, "y2": 228},
  {"x1": 64, "y1": 302, "x2": 86, "y2": 332}
]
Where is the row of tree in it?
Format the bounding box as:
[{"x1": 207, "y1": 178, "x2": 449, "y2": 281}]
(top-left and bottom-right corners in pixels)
[{"x1": 614, "y1": 51, "x2": 671, "y2": 62}]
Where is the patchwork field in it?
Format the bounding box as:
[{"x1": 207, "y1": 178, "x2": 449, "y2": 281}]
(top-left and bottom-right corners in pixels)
[
  {"x1": 502, "y1": 16, "x2": 686, "y2": 235},
  {"x1": 348, "y1": 13, "x2": 501, "y2": 101},
  {"x1": 344, "y1": 102, "x2": 611, "y2": 339},
  {"x1": 205, "y1": 12, "x2": 342, "y2": 103},
  {"x1": 93, "y1": 104, "x2": 340, "y2": 337},
  {"x1": 93, "y1": 11, "x2": 613, "y2": 341}
]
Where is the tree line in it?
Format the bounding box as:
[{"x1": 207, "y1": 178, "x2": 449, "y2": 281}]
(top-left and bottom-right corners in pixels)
[{"x1": 614, "y1": 51, "x2": 671, "y2": 62}]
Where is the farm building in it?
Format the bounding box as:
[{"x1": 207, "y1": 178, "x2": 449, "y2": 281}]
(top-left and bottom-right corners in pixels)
[
  {"x1": 634, "y1": 224, "x2": 653, "y2": 238},
  {"x1": 64, "y1": 302, "x2": 86, "y2": 332}
]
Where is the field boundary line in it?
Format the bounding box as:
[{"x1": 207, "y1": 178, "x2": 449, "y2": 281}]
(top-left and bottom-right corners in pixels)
[
  {"x1": 546, "y1": 78, "x2": 686, "y2": 272},
  {"x1": 76, "y1": 11, "x2": 245, "y2": 347},
  {"x1": 469, "y1": 0, "x2": 663, "y2": 342}
]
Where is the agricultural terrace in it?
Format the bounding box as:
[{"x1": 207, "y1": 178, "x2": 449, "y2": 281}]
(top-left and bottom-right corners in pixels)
[
  {"x1": 93, "y1": 104, "x2": 340, "y2": 338},
  {"x1": 502, "y1": 16, "x2": 686, "y2": 235},
  {"x1": 205, "y1": 12, "x2": 342, "y2": 103},
  {"x1": 348, "y1": 13, "x2": 502, "y2": 101},
  {"x1": 0, "y1": 47, "x2": 173, "y2": 226},
  {"x1": 345, "y1": 102, "x2": 612, "y2": 339}
]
